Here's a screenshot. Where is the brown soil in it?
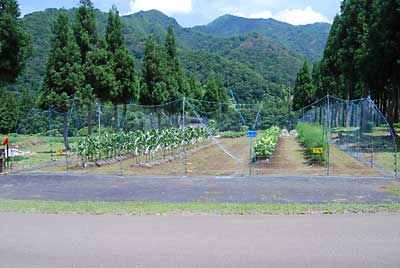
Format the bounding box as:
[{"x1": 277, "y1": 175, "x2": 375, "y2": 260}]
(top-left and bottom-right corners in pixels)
[
  {"x1": 41, "y1": 136, "x2": 385, "y2": 177},
  {"x1": 258, "y1": 137, "x2": 384, "y2": 176},
  {"x1": 13, "y1": 138, "x2": 44, "y2": 149}
]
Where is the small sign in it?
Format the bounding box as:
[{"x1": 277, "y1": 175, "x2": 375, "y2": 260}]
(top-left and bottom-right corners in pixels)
[
  {"x1": 1, "y1": 136, "x2": 9, "y2": 146},
  {"x1": 312, "y1": 148, "x2": 324, "y2": 154},
  {"x1": 247, "y1": 131, "x2": 257, "y2": 138},
  {"x1": 55, "y1": 149, "x2": 63, "y2": 155}
]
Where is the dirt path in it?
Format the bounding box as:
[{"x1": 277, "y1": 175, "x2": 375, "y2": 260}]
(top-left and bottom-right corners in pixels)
[{"x1": 258, "y1": 137, "x2": 326, "y2": 176}]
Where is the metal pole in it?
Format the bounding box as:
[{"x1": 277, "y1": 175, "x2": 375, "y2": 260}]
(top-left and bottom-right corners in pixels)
[
  {"x1": 288, "y1": 83, "x2": 291, "y2": 130},
  {"x1": 229, "y1": 89, "x2": 246, "y2": 126},
  {"x1": 182, "y1": 97, "x2": 187, "y2": 176},
  {"x1": 327, "y1": 95, "x2": 331, "y2": 176},
  {"x1": 98, "y1": 102, "x2": 101, "y2": 137},
  {"x1": 49, "y1": 108, "x2": 53, "y2": 161}
]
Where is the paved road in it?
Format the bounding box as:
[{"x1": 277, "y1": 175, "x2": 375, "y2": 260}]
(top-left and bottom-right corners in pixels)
[
  {"x1": 1, "y1": 213, "x2": 400, "y2": 268},
  {"x1": 0, "y1": 174, "x2": 398, "y2": 203}
]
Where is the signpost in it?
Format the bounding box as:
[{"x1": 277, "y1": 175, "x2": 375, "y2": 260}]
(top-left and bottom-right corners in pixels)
[
  {"x1": 312, "y1": 147, "x2": 323, "y2": 154},
  {"x1": 1, "y1": 136, "x2": 9, "y2": 173},
  {"x1": 247, "y1": 131, "x2": 257, "y2": 138}
]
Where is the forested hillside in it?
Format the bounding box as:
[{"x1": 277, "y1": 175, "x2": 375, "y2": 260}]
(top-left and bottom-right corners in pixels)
[
  {"x1": 193, "y1": 14, "x2": 331, "y2": 62},
  {"x1": 8, "y1": 8, "x2": 328, "y2": 102}
]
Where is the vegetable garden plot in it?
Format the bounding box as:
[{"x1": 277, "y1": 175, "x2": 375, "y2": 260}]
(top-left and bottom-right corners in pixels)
[
  {"x1": 251, "y1": 95, "x2": 396, "y2": 178},
  {"x1": 7, "y1": 95, "x2": 397, "y2": 178},
  {"x1": 9, "y1": 98, "x2": 261, "y2": 177}
]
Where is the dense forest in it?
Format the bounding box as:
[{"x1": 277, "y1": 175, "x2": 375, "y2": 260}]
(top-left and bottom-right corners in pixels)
[
  {"x1": 0, "y1": 0, "x2": 332, "y2": 135},
  {"x1": 292, "y1": 0, "x2": 400, "y2": 127}
]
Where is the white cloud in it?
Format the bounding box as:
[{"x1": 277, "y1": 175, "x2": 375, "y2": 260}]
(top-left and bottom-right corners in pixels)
[
  {"x1": 234, "y1": 6, "x2": 330, "y2": 25},
  {"x1": 127, "y1": 0, "x2": 192, "y2": 15},
  {"x1": 235, "y1": 10, "x2": 273, "y2": 19},
  {"x1": 274, "y1": 6, "x2": 330, "y2": 25}
]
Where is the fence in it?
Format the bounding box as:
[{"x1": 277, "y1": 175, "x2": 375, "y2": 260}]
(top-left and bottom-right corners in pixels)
[
  {"x1": 6, "y1": 95, "x2": 398, "y2": 178},
  {"x1": 255, "y1": 95, "x2": 397, "y2": 177}
]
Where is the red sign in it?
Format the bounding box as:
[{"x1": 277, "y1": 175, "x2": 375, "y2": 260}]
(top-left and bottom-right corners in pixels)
[{"x1": 2, "y1": 136, "x2": 9, "y2": 145}]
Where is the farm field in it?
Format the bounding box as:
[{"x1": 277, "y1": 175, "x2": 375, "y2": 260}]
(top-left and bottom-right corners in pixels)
[
  {"x1": 258, "y1": 137, "x2": 384, "y2": 177},
  {"x1": 17, "y1": 134, "x2": 388, "y2": 177}
]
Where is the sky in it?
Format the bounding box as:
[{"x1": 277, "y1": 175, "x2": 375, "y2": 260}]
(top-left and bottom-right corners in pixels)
[{"x1": 19, "y1": 0, "x2": 342, "y2": 27}]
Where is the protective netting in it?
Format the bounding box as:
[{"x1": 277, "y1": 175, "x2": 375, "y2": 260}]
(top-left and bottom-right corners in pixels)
[
  {"x1": 255, "y1": 95, "x2": 397, "y2": 177},
  {"x1": 10, "y1": 98, "x2": 263, "y2": 177},
  {"x1": 7, "y1": 95, "x2": 398, "y2": 178}
]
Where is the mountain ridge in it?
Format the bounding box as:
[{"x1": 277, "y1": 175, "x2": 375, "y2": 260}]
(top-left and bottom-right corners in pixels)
[{"x1": 9, "y1": 8, "x2": 329, "y2": 102}]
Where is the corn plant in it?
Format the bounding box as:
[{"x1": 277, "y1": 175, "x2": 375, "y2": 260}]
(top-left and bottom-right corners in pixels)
[{"x1": 76, "y1": 127, "x2": 209, "y2": 164}]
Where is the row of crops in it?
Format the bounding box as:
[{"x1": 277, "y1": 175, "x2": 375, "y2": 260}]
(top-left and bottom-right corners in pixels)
[
  {"x1": 296, "y1": 122, "x2": 328, "y2": 163},
  {"x1": 254, "y1": 126, "x2": 280, "y2": 159},
  {"x1": 76, "y1": 127, "x2": 209, "y2": 163}
]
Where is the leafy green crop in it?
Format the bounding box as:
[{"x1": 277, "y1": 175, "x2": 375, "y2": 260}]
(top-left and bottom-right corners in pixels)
[
  {"x1": 76, "y1": 127, "x2": 208, "y2": 163},
  {"x1": 254, "y1": 126, "x2": 280, "y2": 158}
]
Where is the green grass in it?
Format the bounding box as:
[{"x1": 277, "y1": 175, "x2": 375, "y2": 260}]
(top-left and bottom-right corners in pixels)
[
  {"x1": 5, "y1": 134, "x2": 79, "y2": 168},
  {"x1": 384, "y1": 183, "x2": 400, "y2": 199},
  {"x1": 0, "y1": 199, "x2": 400, "y2": 215}
]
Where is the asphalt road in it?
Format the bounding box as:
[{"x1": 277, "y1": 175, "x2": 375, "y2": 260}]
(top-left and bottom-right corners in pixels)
[
  {"x1": 1, "y1": 213, "x2": 400, "y2": 268},
  {"x1": 0, "y1": 174, "x2": 398, "y2": 203}
]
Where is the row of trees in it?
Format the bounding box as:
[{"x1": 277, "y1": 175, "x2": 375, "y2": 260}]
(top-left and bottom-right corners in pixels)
[
  {"x1": 293, "y1": 0, "x2": 399, "y2": 127},
  {"x1": 0, "y1": 0, "x2": 228, "y2": 149},
  {"x1": 39, "y1": 1, "x2": 141, "y2": 149}
]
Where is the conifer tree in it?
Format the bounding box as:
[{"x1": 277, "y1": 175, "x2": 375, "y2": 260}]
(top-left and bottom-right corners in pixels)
[
  {"x1": 104, "y1": 6, "x2": 138, "y2": 129},
  {"x1": 105, "y1": 6, "x2": 138, "y2": 104},
  {"x1": 188, "y1": 73, "x2": 204, "y2": 100},
  {"x1": 0, "y1": 0, "x2": 30, "y2": 85},
  {"x1": 292, "y1": 61, "x2": 315, "y2": 111},
  {"x1": 203, "y1": 72, "x2": 228, "y2": 114},
  {"x1": 74, "y1": 0, "x2": 97, "y2": 135},
  {"x1": 40, "y1": 11, "x2": 84, "y2": 150},
  {"x1": 84, "y1": 45, "x2": 116, "y2": 105},
  {"x1": 141, "y1": 35, "x2": 169, "y2": 128}
]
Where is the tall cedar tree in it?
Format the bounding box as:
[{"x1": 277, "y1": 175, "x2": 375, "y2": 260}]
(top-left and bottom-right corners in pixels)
[
  {"x1": 40, "y1": 11, "x2": 84, "y2": 150},
  {"x1": 318, "y1": 15, "x2": 344, "y2": 98},
  {"x1": 292, "y1": 61, "x2": 315, "y2": 111},
  {"x1": 165, "y1": 26, "x2": 186, "y2": 99},
  {"x1": 74, "y1": 0, "x2": 97, "y2": 136},
  {"x1": 84, "y1": 44, "x2": 116, "y2": 106},
  {"x1": 188, "y1": 73, "x2": 204, "y2": 100},
  {"x1": 315, "y1": 0, "x2": 400, "y2": 126},
  {"x1": 203, "y1": 71, "x2": 228, "y2": 114},
  {"x1": 368, "y1": 0, "x2": 400, "y2": 124},
  {"x1": 141, "y1": 35, "x2": 169, "y2": 128},
  {"x1": 0, "y1": 0, "x2": 30, "y2": 85},
  {"x1": 105, "y1": 6, "x2": 138, "y2": 129}
]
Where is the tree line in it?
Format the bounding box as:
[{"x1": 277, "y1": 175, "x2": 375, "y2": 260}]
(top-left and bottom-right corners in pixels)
[
  {"x1": 0, "y1": 0, "x2": 228, "y2": 149},
  {"x1": 292, "y1": 0, "x2": 399, "y2": 127}
]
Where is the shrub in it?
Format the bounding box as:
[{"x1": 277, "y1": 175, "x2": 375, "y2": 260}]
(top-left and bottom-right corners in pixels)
[{"x1": 207, "y1": 120, "x2": 217, "y2": 136}]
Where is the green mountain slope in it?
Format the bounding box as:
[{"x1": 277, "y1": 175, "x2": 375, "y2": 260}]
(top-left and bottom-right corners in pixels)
[
  {"x1": 193, "y1": 14, "x2": 331, "y2": 62},
  {"x1": 8, "y1": 9, "x2": 327, "y2": 103}
]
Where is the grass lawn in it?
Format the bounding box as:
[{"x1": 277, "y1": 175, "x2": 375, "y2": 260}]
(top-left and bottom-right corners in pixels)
[
  {"x1": 0, "y1": 199, "x2": 400, "y2": 215},
  {"x1": 7, "y1": 134, "x2": 76, "y2": 169}
]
